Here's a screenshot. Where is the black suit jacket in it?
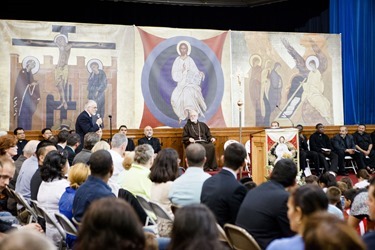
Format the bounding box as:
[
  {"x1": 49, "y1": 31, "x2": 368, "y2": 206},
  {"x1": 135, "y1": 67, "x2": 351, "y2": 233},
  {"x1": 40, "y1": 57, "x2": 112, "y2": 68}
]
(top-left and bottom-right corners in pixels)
[
  {"x1": 235, "y1": 180, "x2": 295, "y2": 249},
  {"x1": 65, "y1": 146, "x2": 76, "y2": 166},
  {"x1": 75, "y1": 110, "x2": 100, "y2": 151},
  {"x1": 126, "y1": 138, "x2": 135, "y2": 151},
  {"x1": 138, "y1": 137, "x2": 161, "y2": 153},
  {"x1": 201, "y1": 169, "x2": 247, "y2": 227}
]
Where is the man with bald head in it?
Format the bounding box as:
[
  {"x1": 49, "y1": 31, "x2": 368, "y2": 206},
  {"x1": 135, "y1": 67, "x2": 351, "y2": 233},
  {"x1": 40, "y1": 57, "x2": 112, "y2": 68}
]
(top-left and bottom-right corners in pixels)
[
  {"x1": 138, "y1": 125, "x2": 161, "y2": 154},
  {"x1": 169, "y1": 143, "x2": 211, "y2": 206}
]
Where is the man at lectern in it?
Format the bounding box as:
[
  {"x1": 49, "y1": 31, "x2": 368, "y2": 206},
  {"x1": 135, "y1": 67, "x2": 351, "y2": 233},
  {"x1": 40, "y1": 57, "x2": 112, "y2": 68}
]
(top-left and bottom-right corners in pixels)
[{"x1": 182, "y1": 110, "x2": 218, "y2": 171}]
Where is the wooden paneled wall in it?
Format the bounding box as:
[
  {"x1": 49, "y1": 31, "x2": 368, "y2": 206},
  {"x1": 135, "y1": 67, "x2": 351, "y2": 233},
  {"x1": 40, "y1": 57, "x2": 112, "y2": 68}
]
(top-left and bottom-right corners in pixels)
[{"x1": 13, "y1": 125, "x2": 375, "y2": 169}]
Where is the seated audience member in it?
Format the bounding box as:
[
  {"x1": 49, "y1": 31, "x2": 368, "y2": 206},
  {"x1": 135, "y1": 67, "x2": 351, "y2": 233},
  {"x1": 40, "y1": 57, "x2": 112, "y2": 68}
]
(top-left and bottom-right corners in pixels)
[
  {"x1": 239, "y1": 176, "x2": 257, "y2": 190},
  {"x1": 37, "y1": 150, "x2": 70, "y2": 242},
  {"x1": 0, "y1": 134, "x2": 18, "y2": 161},
  {"x1": 326, "y1": 186, "x2": 344, "y2": 219},
  {"x1": 303, "y1": 212, "x2": 366, "y2": 250},
  {"x1": 354, "y1": 169, "x2": 371, "y2": 189},
  {"x1": 266, "y1": 184, "x2": 329, "y2": 250},
  {"x1": 182, "y1": 110, "x2": 218, "y2": 171},
  {"x1": 201, "y1": 142, "x2": 248, "y2": 227},
  {"x1": 65, "y1": 133, "x2": 81, "y2": 166},
  {"x1": 55, "y1": 130, "x2": 69, "y2": 151},
  {"x1": 149, "y1": 148, "x2": 179, "y2": 237},
  {"x1": 122, "y1": 151, "x2": 135, "y2": 170},
  {"x1": 72, "y1": 132, "x2": 100, "y2": 165},
  {"x1": 74, "y1": 197, "x2": 153, "y2": 250},
  {"x1": 0, "y1": 229, "x2": 55, "y2": 250},
  {"x1": 138, "y1": 126, "x2": 161, "y2": 154},
  {"x1": 236, "y1": 159, "x2": 297, "y2": 249},
  {"x1": 353, "y1": 124, "x2": 375, "y2": 173},
  {"x1": 304, "y1": 174, "x2": 319, "y2": 185},
  {"x1": 117, "y1": 144, "x2": 154, "y2": 199},
  {"x1": 13, "y1": 127, "x2": 28, "y2": 161},
  {"x1": 348, "y1": 188, "x2": 374, "y2": 233},
  {"x1": 168, "y1": 203, "x2": 228, "y2": 250},
  {"x1": 108, "y1": 133, "x2": 128, "y2": 183},
  {"x1": 169, "y1": 143, "x2": 211, "y2": 206},
  {"x1": 331, "y1": 126, "x2": 363, "y2": 172},
  {"x1": 59, "y1": 163, "x2": 90, "y2": 248},
  {"x1": 91, "y1": 140, "x2": 110, "y2": 152},
  {"x1": 28, "y1": 140, "x2": 57, "y2": 202},
  {"x1": 337, "y1": 181, "x2": 348, "y2": 194},
  {"x1": 72, "y1": 150, "x2": 115, "y2": 223},
  {"x1": 296, "y1": 124, "x2": 321, "y2": 175},
  {"x1": 363, "y1": 177, "x2": 375, "y2": 249},
  {"x1": 318, "y1": 171, "x2": 337, "y2": 192},
  {"x1": 341, "y1": 176, "x2": 354, "y2": 189},
  {"x1": 41, "y1": 128, "x2": 53, "y2": 141},
  {"x1": 309, "y1": 123, "x2": 340, "y2": 174},
  {"x1": 119, "y1": 125, "x2": 135, "y2": 151},
  {"x1": 16, "y1": 140, "x2": 55, "y2": 207}
]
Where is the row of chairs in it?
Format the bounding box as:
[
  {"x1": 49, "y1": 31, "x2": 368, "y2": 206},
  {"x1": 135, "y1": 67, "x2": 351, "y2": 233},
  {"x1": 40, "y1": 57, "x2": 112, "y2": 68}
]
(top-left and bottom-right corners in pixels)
[{"x1": 6, "y1": 187, "x2": 77, "y2": 250}]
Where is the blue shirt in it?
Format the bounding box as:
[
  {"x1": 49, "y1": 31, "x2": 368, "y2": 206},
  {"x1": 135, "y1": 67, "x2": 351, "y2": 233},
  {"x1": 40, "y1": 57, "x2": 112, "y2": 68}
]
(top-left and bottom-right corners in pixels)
[
  {"x1": 363, "y1": 231, "x2": 375, "y2": 250},
  {"x1": 72, "y1": 175, "x2": 115, "y2": 222},
  {"x1": 168, "y1": 167, "x2": 211, "y2": 206},
  {"x1": 266, "y1": 235, "x2": 304, "y2": 250}
]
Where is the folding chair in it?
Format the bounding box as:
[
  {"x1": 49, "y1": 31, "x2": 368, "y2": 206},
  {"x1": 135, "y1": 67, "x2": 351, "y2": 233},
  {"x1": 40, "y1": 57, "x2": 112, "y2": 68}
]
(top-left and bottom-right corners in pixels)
[
  {"x1": 148, "y1": 200, "x2": 173, "y2": 222},
  {"x1": 345, "y1": 155, "x2": 358, "y2": 174},
  {"x1": 224, "y1": 223, "x2": 261, "y2": 250},
  {"x1": 217, "y1": 223, "x2": 232, "y2": 249},
  {"x1": 135, "y1": 195, "x2": 157, "y2": 225},
  {"x1": 10, "y1": 189, "x2": 37, "y2": 224},
  {"x1": 55, "y1": 212, "x2": 78, "y2": 236}
]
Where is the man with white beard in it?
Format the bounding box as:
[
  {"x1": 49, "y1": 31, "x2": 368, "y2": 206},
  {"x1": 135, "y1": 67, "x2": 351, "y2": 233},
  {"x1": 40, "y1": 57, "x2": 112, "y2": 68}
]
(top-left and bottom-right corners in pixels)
[{"x1": 182, "y1": 110, "x2": 218, "y2": 171}]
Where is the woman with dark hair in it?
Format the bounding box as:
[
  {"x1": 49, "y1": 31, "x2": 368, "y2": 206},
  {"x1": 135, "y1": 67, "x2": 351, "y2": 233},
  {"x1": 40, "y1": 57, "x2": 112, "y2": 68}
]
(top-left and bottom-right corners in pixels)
[
  {"x1": 149, "y1": 148, "x2": 179, "y2": 237},
  {"x1": 75, "y1": 197, "x2": 147, "y2": 250},
  {"x1": 37, "y1": 150, "x2": 69, "y2": 243},
  {"x1": 168, "y1": 203, "x2": 228, "y2": 250},
  {"x1": 266, "y1": 184, "x2": 329, "y2": 250},
  {"x1": 0, "y1": 134, "x2": 18, "y2": 161}
]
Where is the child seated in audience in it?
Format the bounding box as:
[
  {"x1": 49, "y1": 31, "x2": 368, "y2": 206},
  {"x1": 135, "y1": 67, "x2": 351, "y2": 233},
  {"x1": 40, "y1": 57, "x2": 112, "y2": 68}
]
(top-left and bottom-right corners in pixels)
[
  {"x1": 354, "y1": 169, "x2": 371, "y2": 189},
  {"x1": 326, "y1": 186, "x2": 344, "y2": 219}
]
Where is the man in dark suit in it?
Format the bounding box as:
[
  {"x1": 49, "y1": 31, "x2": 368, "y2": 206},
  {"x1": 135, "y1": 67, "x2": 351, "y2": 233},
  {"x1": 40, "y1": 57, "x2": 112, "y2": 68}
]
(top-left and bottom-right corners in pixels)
[
  {"x1": 200, "y1": 142, "x2": 248, "y2": 227},
  {"x1": 75, "y1": 100, "x2": 102, "y2": 153},
  {"x1": 235, "y1": 158, "x2": 297, "y2": 249},
  {"x1": 331, "y1": 126, "x2": 363, "y2": 172},
  {"x1": 65, "y1": 133, "x2": 81, "y2": 166},
  {"x1": 138, "y1": 125, "x2": 161, "y2": 154},
  {"x1": 119, "y1": 125, "x2": 135, "y2": 151}
]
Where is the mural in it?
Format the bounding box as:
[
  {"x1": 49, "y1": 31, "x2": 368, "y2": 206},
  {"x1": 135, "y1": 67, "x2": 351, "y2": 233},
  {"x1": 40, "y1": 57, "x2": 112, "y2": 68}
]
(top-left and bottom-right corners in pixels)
[{"x1": 0, "y1": 20, "x2": 342, "y2": 131}]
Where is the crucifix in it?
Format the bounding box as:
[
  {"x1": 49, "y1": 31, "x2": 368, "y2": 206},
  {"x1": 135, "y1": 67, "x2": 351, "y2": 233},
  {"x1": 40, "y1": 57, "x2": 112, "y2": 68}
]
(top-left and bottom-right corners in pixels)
[{"x1": 12, "y1": 25, "x2": 116, "y2": 128}]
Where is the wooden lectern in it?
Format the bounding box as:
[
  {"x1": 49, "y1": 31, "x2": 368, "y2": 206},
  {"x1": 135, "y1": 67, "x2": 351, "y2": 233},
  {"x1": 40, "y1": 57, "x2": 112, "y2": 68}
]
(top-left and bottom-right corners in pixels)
[
  {"x1": 250, "y1": 128, "x2": 299, "y2": 185},
  {"x1": 250, "y1": 130, "x2": 267, "y2": 185}
]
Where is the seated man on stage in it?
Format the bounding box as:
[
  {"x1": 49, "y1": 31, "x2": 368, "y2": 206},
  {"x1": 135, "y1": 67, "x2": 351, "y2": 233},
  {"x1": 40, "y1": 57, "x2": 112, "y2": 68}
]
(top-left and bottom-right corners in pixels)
[{"x1": 182, "y1": 110, "x2": 218, "y2": 171}]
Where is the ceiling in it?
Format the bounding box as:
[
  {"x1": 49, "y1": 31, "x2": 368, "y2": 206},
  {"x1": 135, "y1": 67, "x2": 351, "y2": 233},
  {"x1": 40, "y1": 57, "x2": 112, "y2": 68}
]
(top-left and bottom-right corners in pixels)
[{"x1": 99, "y1": 0, "x2": 288, "y2": 8}]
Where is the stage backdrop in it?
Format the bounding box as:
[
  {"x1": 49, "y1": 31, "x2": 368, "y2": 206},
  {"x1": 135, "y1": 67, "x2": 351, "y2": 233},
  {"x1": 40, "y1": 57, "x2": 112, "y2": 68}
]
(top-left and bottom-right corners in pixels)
[{"x1": 0, "y1": 20, "x2": 342, "y2": 131}]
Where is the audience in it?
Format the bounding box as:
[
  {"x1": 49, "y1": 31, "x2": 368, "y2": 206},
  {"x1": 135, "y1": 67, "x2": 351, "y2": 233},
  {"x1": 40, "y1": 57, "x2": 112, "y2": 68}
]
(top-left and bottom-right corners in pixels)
[
  {"x1": 318, "y1": 171, "x2": 337, "y2": 192},
  {"x1": 303, "y1": 211, "x2": 366, "y2": 250},
  {"x1": 201, "y1": 142, "x2": 248, "y2": 227},
  {"x1": 37, "y1": 150, "x2": 69, "y2": 242},
  {"x1": 72, "y1": 149, "x2": 115, "y2": 222},
  {"x1": 59, "y1": 162, "x2": 90, "y2": 248},
  {"x1": 72, "y1": 132, "x2": 100, "y2": 165},
  {"x1": 118, "y1": 144, "x2": 154, "y2": 199},
  {"x1": 122, "y1": 151, "x2": 135, "y2": 170},
  {"x1": 108, "y1": 133, "x2": 128, "y2": 183},
  {"x1": 363, "y1": 176, "x2": 375, "y2": 248},
  {"x1": 74, "y1": 197, "x2": 152, "y2": 250},
  {"x1": 169, "y1": 143, "x2": 211, "y2": 206},
  {"x1": 0, "y1": 229, "x2": 55, "y2": 250},
  {"x1": 0, "y1": 134, "x2": 18, "y2": 161},
  {"x1": 304, "y1": 174, "x2": 319, "y2": 185},
  {"x1": 91, "y1": 140, "x2": 110, "y2": 152},
  {"x1": 266, "y1": 184, "x2": 328, "y2": 250},
  {"x1": 236, "y1": 158, "x2": 297, "y2": 249},
  {"x1": 55, "y1": 129, "x2": 69, "y2": 151},
  {"x1": 168, "y1": 203, "x2": 228, "y2": 250},
  {"x1": 149, "y1": 148, "x2": 179, "y2": 237},
  {"x1": 354, "y1": 168, "x2": 371, "y2": 189},
  {"x1": 13, "y1": 127, "x2": 28, "y2": 161},
  {"x1": 326, "y1": 186, "x2": 344, "y2": 219},
  {"x1": 341, "y1": 176, "x2": 354, "y2": 189}
]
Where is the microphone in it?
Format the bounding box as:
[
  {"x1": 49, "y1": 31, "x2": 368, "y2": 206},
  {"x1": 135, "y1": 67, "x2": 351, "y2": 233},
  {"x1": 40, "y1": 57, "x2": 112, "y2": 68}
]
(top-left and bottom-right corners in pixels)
[
  {"x1": 108, "y1": 115, "x2": 112, "y2": 119},
  {"x1": 275, "y1": 105, "x2": 294, "y2": 127},
  {"x1": 96, "y1": 114, "x2": 103, "y2": 128}
]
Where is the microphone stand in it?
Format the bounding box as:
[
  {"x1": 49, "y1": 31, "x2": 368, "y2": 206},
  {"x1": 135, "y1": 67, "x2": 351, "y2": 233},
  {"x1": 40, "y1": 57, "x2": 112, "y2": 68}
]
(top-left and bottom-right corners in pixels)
[
  {"x1": 108, "y1": 115, "x2": 113, "y2": 143},
  {"x1": 275, "y1": 105, "x2": 294, "y2": 127}
]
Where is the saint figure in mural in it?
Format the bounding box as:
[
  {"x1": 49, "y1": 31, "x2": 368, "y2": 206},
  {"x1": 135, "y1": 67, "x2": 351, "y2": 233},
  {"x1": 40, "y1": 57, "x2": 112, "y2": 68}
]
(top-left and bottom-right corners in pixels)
[
  {"x1": 301, "y1": 56, "x2": 332, "y2": 123},
  {"x1": 13, "y1": 57, "x2": 41, "y2": 130},
  {"x1": 54, "y1": 34, "x2": 72, "y2": 110},
  {"x1": 247, "y1": 54, "x2": 263, "y2": 126},
  {"x1": 171, "y1": 40, "x2": 207, "y2": 122},
  {"x1": 87, "y1": 59, "x2": 107, "y2": 120}
]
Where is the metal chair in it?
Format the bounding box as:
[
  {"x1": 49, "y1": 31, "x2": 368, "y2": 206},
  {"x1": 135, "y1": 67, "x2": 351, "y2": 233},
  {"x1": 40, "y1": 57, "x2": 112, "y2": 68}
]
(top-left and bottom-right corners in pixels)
[
  {"x1": 55, "y1": 212, "x2": 78, "y2": 236},
  {"x1": 344, "y1": 155, "x2": 358, "y2": 174},
  {"x1": 10, "y1": 189, "x2": 38, "y2": 224},
  {"x1": 224, "y1": 223, "x2": 261, "y2": 250},
  {"x1": 135, "y1": 195, "x2": 157, "y2": 225},
  {"x1": 217, "y1": 223, "x2": 232, "y2": 249},
  {"x1": 148, "y1": 200, "x2": 173, "y2": 222}
]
